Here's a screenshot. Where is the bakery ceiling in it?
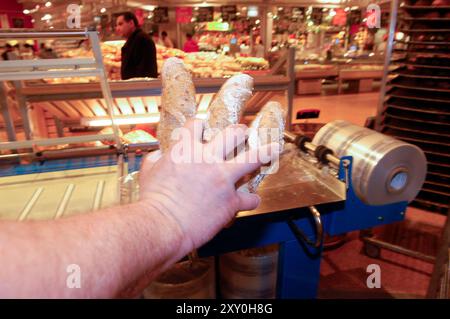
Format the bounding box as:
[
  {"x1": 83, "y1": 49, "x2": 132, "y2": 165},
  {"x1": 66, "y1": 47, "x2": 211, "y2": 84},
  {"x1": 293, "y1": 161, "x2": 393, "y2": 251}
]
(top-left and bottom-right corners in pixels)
[
  {"x1": 18, "y1": 0, "x2": 372, "y2": 9},
  {"x1": 18, "y1": 0, "x2": 384, "y2": 11},
  {"x1": 18, "y1": 0, "x2": 384, "y2": 29}
]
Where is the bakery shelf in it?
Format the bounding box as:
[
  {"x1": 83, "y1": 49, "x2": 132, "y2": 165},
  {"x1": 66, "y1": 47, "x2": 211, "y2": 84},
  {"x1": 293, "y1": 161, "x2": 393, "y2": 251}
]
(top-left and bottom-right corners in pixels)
[
  {"x1": 400, "y1": 5, "x2": 450, "y2": 10},
  {"x1": 384, "y1": 111, "x2": 450, "y2": 126},
  {"x1": 391, "y1": 68, "x2": 450, "y2": 79},
  {"x1": 427, "y1": 165, "x2": 450, "y2": 181},
  {"x1": 394, "y1": 48, "x2": 450, "y2": 55},
  {"x1": 402, "y1": 17, "x2": 450, "y2": 21},
  {"x1": 384, "y1": 121, "x2": 450, "y2": 137},
  {"x1": 401, "y1": 41, "x2": 450, "y2": 46},
  {"x1": 388, "y1": 83, "x2": 450, "y2": 93},
  {"x1": 402, "y1": 62, "x2": 450, "y2": 70},
  {"x1": 386, "y1": 102, "x2": 450, "y2": 115}
]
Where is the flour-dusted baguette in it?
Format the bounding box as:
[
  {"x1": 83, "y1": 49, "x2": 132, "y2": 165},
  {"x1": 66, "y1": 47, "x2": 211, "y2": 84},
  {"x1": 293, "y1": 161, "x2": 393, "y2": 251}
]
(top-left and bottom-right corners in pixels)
[
  {"x1": 157, "y1": 57, "x2": 197, "y2": 152},
  {"x1": 242, "y1": 101, "x2": 286, "y2": 193},
  {"x1": 203, "y1": 73, "x2": 253, "y2": 142}
]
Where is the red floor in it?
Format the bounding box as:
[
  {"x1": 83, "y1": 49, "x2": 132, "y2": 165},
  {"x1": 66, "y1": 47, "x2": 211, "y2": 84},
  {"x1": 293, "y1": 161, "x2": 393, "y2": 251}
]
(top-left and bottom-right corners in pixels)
[{"x1": 319, "y1": 207, "x2": 446, "y2": 298}]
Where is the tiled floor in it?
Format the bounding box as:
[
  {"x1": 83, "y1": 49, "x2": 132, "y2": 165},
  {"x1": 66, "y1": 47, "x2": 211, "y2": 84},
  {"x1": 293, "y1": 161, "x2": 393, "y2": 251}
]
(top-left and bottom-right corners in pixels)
[{"x1": 319, "y1": 207, "x2": 446, "y2": 299}]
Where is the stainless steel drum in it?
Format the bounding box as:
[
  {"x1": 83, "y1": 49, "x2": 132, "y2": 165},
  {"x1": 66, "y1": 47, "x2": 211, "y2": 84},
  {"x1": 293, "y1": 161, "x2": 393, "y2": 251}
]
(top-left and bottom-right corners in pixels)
[
  {"x1": 143, "y1": 257, "x2": 215, "y2": 299},
  {"x1": 219, "y1": 245, "x2": 279, "y2": 299},
  {"x1": 312, "y1": 120, "x2": 427, "y2": 205}
]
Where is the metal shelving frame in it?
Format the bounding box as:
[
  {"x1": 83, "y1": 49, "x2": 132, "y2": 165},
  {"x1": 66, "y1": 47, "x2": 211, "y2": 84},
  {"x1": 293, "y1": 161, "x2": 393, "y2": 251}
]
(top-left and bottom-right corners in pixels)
[
  {"x1": 364, "y1": 0, "x2": 450, "y2": 266},
  {"x1": 0, "y1": 29, "x2": 123, "y2": 152},
  {"x1": 376, "y1": 1, "x2": 450, "y2": 213}
]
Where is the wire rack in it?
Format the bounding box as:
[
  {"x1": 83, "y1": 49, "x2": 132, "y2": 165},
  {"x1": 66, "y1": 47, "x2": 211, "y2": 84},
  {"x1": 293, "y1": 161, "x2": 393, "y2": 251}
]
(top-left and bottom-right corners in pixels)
[{"x1": 377, "y1": 1, "x2": 450, "y2": 213}]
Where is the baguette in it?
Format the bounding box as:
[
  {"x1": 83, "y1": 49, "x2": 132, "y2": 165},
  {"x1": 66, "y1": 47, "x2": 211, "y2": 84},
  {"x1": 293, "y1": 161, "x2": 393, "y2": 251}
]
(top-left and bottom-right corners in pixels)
[
  {"x1": 242, "y1": 101, "x2": 285, "y2": 193},
  {"x1": 203, "y1": 73, "x2": 253, "y2": 142},
  {"x1": 157, "y1": 57, "x2": 197, "y2": 152}
]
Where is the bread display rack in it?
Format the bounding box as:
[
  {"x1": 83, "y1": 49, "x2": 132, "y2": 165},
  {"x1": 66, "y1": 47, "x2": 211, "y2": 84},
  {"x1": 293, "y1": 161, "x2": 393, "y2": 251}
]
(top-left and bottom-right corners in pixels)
[
  {"x1": 376, "y1": 0, "x2": 450, "y2": 213},
  {"x1": 0, "y1": 29, "x2": 128, "y2": 221},
  {"x1": 0, "y1": 42, "x2": 296, "y2": 152},
  {"x1": 0, "y1": 29, "x2": 123, "y2": 151}
]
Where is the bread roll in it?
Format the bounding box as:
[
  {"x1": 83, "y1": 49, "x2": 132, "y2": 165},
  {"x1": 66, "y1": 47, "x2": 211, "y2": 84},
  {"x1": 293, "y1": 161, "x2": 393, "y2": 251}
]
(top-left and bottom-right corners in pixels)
[
  {"x1": 157, "y1": 57, "x2": 197, "y2": 152},
  {"x1": 203, "y1": 74, "x2": 254, "y2": 142}
]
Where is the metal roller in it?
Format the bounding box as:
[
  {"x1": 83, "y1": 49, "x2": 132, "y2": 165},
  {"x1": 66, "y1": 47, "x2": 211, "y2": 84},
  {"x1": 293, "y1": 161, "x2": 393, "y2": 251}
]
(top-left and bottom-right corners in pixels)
[{"x1": 312, "y1": 120, "x2": 427, "y2": 205}]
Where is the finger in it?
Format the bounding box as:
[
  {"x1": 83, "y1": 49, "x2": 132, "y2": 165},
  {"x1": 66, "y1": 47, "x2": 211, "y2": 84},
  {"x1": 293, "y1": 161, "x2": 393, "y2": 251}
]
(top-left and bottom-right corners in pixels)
[
  {"x1": 225, "y1": 142, "x2": 281, "y2": 183},
  {"x1": 236, "y1": 191, "x2": 261, "y2": 211},
  {"x1": 184, "y1": 118, "x2": 205, "y2": 143},
  {"x1": 208, "y1": 124, "x2": 248, "y2": 160},
  {"x1": 141, "y1": 150, "x2": 162, "y2": 171}
]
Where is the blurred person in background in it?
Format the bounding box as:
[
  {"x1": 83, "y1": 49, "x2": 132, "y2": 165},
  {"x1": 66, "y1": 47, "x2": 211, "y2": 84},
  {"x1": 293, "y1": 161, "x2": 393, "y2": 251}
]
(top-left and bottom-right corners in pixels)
[
  {"x1": 253, "y1": 39, "x2": 265, "y2": 58},
  {"x1": 161, "y1": 31, "x2": 174, "y2": 48},
  {"x1": 116, "y1": 12, "x2": 157, "y2": 79},
  {"x1": 149, "y1": 31, "x2": 163, "y2": 46},
  {"x1": 1, "y1": 43, "x2": 18, "y2": 60},
  {"x1": 22, "y1": 42, "x2": 36, "y2": 60},
  {"x1": 183, "y1": 33, "x2": 199, "y2": 53}
]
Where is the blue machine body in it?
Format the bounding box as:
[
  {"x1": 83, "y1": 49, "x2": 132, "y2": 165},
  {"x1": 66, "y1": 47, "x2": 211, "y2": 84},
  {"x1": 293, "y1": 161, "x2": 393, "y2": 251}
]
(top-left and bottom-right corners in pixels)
[
  {"x1": 0, "y1": 153, "x2": 407, "y2": 298},
  {"x1": 198, "y1": 155, "x2": 407, "y2": 298}
]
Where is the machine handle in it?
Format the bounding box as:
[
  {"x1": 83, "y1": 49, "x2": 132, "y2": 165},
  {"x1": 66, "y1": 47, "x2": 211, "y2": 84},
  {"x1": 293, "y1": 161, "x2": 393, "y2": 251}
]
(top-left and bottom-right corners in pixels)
[{"x1": 287, "y1": 206, "x2": 323, "y2": 248}]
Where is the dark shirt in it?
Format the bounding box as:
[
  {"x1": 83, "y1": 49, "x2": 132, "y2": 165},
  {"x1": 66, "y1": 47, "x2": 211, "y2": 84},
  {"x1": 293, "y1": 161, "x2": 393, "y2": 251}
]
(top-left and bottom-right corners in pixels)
[{"x1": 121, "y1": 28, "x2": 158, "y2": 80}]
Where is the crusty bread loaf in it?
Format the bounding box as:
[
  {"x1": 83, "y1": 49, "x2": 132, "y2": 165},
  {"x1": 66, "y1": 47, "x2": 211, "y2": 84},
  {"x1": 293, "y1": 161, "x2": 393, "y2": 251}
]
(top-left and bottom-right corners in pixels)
[
  {"x1": 203, "y1": 74, "x2": 254, "y2": 142},
  {"x1": 157, "y1": 57, "x2": 197, "y2": 152},
  {"x1": 242, "y1": 101, "x2": 286, "y2": 193}
]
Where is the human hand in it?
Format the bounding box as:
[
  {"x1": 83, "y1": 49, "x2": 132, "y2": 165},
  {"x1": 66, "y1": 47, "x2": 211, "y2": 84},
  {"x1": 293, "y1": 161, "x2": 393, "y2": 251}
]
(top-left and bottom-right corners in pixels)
[{"x1": 138, "y1": 119, "x2": 280, "y2": 252}]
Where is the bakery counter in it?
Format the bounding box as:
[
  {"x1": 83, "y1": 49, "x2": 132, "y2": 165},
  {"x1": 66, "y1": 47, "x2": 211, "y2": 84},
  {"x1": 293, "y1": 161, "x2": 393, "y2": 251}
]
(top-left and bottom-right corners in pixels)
[
  {"x1": 19, "y1": 75, "x2": 290, "y2": 100},
  {"x1": 7, "y1": 73, "x2": 293, "y2": 142},
  {"x1": 338, "y1": 66, "x2": 387, "y2": 94},
  {"x1": 294, "y1": 64, "x2": 339, "y2": 95}
]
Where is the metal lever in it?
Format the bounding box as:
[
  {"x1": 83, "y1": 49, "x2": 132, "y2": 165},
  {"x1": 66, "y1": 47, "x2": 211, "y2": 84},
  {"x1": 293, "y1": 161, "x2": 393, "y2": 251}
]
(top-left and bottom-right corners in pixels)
[{"x1": 287, "y1": 206, "x2": 323, "y2": 248}]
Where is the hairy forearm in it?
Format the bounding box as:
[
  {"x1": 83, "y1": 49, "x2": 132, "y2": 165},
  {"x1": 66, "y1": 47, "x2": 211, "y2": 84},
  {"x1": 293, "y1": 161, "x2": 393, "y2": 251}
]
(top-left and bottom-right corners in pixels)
[{"x1": 0, "y1": 201, "x2": 187, "y2": 298}]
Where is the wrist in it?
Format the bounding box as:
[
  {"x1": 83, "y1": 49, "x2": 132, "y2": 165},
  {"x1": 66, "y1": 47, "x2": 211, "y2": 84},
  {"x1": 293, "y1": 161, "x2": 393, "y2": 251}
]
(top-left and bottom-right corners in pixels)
[{"x1": 137, "y1": 197, "x2": 194, "y2": 259}]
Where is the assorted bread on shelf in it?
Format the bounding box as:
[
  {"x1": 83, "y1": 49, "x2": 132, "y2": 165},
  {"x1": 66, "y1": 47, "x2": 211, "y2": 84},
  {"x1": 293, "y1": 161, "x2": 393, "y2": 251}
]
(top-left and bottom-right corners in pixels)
[{"x1": 48, "y1": 41, "x2": 269, "y2": 83}]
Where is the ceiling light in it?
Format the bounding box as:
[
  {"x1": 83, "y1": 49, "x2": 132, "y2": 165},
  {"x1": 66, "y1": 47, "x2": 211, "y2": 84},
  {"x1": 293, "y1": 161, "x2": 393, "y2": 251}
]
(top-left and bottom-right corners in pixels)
[
  {"x1": 395, "y1": 32, "x2": 405, "y2": 41},
  {"x1": 81, "y1": 115, "x2": 160, "y2": 127},
  {"x1": 41, "y1": 14, "x2": 52, "y2": 21},
  {"x1": 45, "y1": 1, "x2": 52, "y2": 8}
]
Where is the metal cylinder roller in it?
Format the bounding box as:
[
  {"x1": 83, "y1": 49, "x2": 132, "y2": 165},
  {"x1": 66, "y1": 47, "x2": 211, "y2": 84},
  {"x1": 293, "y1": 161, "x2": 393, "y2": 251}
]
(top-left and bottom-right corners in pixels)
[{"x1": 312, "y1": 120, "x2": 427, "y2": 205}]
